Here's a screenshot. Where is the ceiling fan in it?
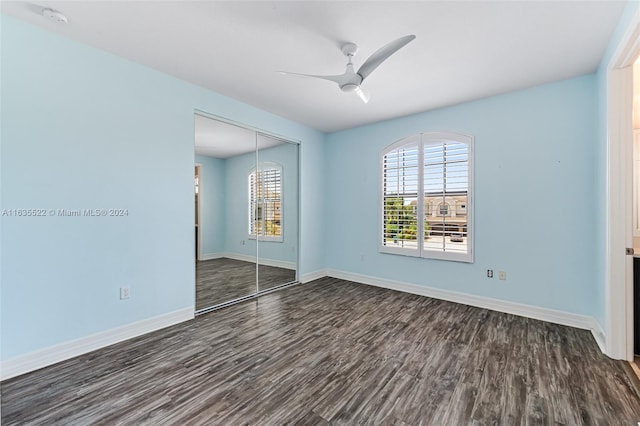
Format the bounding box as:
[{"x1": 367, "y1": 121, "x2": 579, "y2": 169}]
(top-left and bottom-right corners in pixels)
[{"x1": 279, "y1": 35, "x2": 416, "y2": 104}]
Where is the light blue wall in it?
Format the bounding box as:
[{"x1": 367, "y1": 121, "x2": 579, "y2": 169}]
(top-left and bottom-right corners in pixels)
[
  {"x1": 224, "y1": 150, "x2": 257, "y2": 258},
  {"x1": 594, "y1": 1, "x2": 640, "y2": 330},
  {"x1": 299, "y1": 130, "x2": 325, "y2": 276},
  {"x1": 2, "y1": 6, "x2": 618, "y2": 363},
  {"x1": 0, "y1": 15, "x2": 325, "y2": 361},
  {"x1": 325, "y1": 74, "x2": 598, "y2": 316},
  {"x1": 195, "y1": 155, "x2": 226, "y2": 256}
]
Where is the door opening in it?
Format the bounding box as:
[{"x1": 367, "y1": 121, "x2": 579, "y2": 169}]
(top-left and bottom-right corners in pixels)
[
  {"x1": 632, "y1": 59, "x2": 640, "y2": 369},
  {"x1": 605, "y1": 10, "x2": 640, "y2": 363}
]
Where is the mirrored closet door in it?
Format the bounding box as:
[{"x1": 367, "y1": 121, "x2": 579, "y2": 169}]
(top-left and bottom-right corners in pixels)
[
  {"x1": 255, "y1": 133, "x2": 298, "y2": 292},
  {"x1": 194, "y1": 112, "x2": 299, "y2": 313}
]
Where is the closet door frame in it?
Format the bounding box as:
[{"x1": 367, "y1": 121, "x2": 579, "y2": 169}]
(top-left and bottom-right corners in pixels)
[{"x1": 194, "y1": 109, "x2": 301, "y2": 316}]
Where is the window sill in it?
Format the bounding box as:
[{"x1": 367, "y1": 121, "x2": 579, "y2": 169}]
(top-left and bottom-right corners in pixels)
[
  {"x1": 248, "y1": 235, "x2": 283, "y2": 243},
  {"x1": 379, "y1": 246, "x2": 473, "y2": 263}
]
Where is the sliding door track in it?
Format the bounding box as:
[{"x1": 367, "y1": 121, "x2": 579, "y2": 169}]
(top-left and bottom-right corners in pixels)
[{"x1": 194, "y1": 280, "x2": 303, "y2": 316}]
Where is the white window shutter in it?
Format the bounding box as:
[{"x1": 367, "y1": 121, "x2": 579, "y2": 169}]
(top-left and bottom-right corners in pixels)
[{"x1": 380, "y1": 132, "x2": 473, "y2": 262}]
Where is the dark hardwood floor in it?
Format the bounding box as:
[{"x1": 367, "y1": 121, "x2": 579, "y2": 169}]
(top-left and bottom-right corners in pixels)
[
  {"x1": 3, "y1": 277, "x2": 640, "y2": 425},
  {"x1": 258, "y1": 262, "x2": 296, "y2": 292},
  {"x1": 196, "y1": 257, "x2": 296, "y2": 310}
]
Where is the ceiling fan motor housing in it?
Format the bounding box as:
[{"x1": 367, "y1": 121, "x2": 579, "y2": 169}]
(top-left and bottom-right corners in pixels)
[
  {"x1": 340, "y1": 83, "x2": 359, "y2": 92},
  {"x1": 340, "y1": 62, "x2": 363, "y2": 91}
]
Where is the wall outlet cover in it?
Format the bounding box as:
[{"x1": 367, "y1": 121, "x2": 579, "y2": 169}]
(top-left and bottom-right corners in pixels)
[{"x1": 120, "y1": 287, "x2": 130, "y2": 299}]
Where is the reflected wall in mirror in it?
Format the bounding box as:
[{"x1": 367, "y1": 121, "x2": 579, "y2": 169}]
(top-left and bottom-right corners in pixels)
[{"x1": 194, "y1": 113, "x2": 299, "y2": 312}]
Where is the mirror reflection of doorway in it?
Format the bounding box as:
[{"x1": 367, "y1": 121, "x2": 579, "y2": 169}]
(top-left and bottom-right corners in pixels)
[
  {"x1": 194, "y1": 112, "x2": 299, "y2": 312},
  {"x1": 195, "y1": 164, "x2": 201, "y2": 262}
]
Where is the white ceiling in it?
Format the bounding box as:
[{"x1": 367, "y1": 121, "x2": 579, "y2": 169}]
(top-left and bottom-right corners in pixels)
[{"x1": 1, "y1": 1, "x2": 627, "y2": 133}]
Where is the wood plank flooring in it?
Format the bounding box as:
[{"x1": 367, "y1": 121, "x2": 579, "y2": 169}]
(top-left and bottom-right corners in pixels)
[
  {"x1": 3, "y1": 277, "x2": 640, "y2": 425},
  {"x1": 195, "y1": 258, "x2": 295, "y2": 310},
  {"x1": 257, "y1": 262, "x2": 296, "y2": 292}
]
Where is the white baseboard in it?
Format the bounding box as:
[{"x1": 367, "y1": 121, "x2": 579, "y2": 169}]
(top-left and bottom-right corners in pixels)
[
  {"x1": 200, "y1": 252, "x2": 223, "y2": 261},
  {"x1": 300, "y1": 269, "x2": 328, "y2": 283},
  {"x1": 1, "y1": 307, "x2": 194, "y2": 381},
  {"x1": 224, "y1": 252, "x2": 296, "y2": 270},
  {"x1": 326, "y1": 269, "x2": 597, "y2": 332},
  {"x1": 222, "y1": 252, "x2": 258, "y2": 264},
  {"x1": 589, "y1": 319, "x2": 606, "y2": 354}
]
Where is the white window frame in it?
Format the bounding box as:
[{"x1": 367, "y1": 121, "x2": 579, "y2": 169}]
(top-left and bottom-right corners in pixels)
[
  {"x1": 248, "y1": 162, "x2": 284, "y2": 242},
  {"x1": 379, "y1": 132, "x2": 474, "y2": 263}
]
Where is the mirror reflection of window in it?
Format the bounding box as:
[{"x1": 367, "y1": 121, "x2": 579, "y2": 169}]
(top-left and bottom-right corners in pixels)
[{"x1": 249, "y1": 163, "x2": 283, "y2": 241}]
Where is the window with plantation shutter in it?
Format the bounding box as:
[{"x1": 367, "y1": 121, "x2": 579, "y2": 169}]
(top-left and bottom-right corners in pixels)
[
  {"x1": 381, "y1": 132, "x2": 473, "y2": 262},
  {"x1": 381, "y1": 140, "x2": 420, "y2": 251},
  {"x1": 249, "y1": 163, "x2": 283, "y2": 241}
]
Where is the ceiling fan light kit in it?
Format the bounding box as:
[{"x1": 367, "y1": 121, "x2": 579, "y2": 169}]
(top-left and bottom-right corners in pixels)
[
  {"x1": 280, "y1": 35, "x2": 416, "y2": 104},
  {"x1": 340, "y1": 83, "x2": 359, "y2": 93}
]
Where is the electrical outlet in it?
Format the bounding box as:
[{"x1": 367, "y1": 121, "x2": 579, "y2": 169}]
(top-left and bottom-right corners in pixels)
[
  {"x1": 499, "y1": 271, "x2": 506, "y2": 280},
  {"x1": 120, "y1": 287, "x2": 130, "y2": 300},
  {"x1": 487, "y1": 269, "x2": 494, "y2": 278}
]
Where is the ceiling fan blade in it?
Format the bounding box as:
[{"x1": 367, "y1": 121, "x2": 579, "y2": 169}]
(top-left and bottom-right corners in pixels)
[
  {"x1": 357, "y1": 35, "x2": 416, "y2": 82},
  {"x1": 354, "y1": 86, "x2": 370, "y2": 104},
  {"x1": 278, "y1": 71, "x2": 346, "y2": 85}
]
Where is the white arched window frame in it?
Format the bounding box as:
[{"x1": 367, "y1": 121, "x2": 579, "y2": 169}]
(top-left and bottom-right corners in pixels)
[
  {"x1": 380, "y1": 132, "x2": 474, "y2": 263},
  {"x1": 248, "y1": 162, "x2": 283, "y2": 242}
]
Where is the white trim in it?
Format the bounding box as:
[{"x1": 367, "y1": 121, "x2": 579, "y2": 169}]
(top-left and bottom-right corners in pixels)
[
  {"x1": 1, "y1": 307, "x2": 194, "y2": 380},
  {"x1": 194, "y1": 110, "x2": 302, "y2": 146},
  {"x1": 605, "y1": 7, "x2": 640, "y2": 361},
  {"x1": 223, "y1": 252, "x2": 296, "y2": 270},
  {"x1": 199, "y1": 252, "x2": 224, "y2": 261},
  {"x1": 605, "y1": 66, "x2": 634, "y2": 360},
  {"x1": 299, "y1": 269, "x2": 328, "y2": 283},
  {"x1": 611, "y1": 11, "x2": 640, "y2": 69},
  {"x1": 327, "y1": 269, "x2": 597, "y2": 332},
  {"x1": 590, "y1": 319, "x2": 607, "y2": 354}
]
